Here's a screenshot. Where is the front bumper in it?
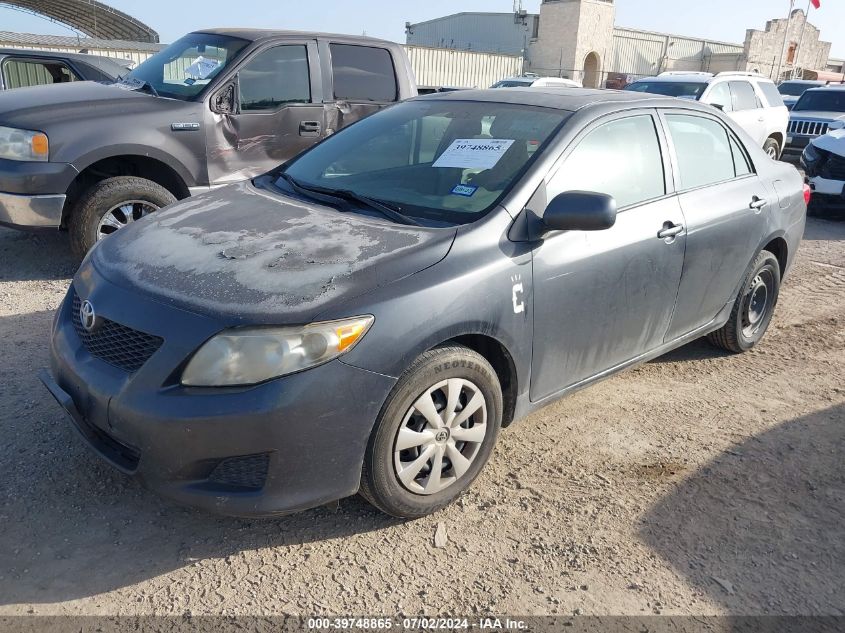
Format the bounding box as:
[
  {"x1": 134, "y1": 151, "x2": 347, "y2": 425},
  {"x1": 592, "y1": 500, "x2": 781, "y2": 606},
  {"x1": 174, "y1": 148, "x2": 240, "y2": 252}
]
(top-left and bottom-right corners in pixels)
[
  {"x1": 0, "y1": 190, "x2": 66, "y2": 228},
  {"x1": 42, "y1": 274, "x2": 397, "y2": 517}
]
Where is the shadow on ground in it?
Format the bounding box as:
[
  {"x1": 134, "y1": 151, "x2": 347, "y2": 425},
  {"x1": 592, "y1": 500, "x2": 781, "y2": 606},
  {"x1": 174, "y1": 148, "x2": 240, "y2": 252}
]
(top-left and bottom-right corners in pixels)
[
  {"x1": 641, "y1": 403, "x2": 845, "y2": 615},
  {"x1": 0, "y1": 228, "x2": 76, "y2": 282},
  {"x1": 0, "y1": 310, "x2": 400, "y2": 607}
]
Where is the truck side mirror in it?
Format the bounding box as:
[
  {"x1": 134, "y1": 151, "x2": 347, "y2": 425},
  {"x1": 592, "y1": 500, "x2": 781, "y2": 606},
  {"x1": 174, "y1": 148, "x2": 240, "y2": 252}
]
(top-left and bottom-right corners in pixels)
[
  {"x1": 211, "y1": 77, "x2": 239, "y2": 115},
  {"x1": 542, "y1": 191, "x2": 617, "y2": 234}
]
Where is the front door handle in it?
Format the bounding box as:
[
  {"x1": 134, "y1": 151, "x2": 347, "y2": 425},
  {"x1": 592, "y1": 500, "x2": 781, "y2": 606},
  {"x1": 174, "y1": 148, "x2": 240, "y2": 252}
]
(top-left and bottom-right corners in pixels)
[
  {"x1": 749, "y1": 196, "x2": 768, "y2": 210},
  {"x1": 299, "y1": 121, "x2": 322, "y2": 137},
  {"x1": 658, "y1": 222, "x2": 684, "y2": 240}
]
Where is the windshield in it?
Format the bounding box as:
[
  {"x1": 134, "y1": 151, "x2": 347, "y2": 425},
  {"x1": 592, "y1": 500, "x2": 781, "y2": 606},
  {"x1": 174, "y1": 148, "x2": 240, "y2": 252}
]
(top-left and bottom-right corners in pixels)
[
  {"x1": 778, "y1": 82, "x2": 819, "y2": 97},
  {"x1": 276, "y1": 100, "x2": 567, "y2": 224},
  {"x1": 122, "y1": 33, "x2": 249, "y2": 100},
  {"x1": 491, "y1": 80, "x2": 533, "y2": 88},
  {"x1": 625, "y1": 81, "x2": 708, "y2": 99},
  {"x1": 793, "y1": 90, "x2": 845, "y2": 113}
]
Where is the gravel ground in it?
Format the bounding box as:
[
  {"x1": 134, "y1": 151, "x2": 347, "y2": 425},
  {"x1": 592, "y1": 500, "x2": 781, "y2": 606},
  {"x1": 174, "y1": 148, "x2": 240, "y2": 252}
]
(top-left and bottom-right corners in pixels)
[{"x1": 0, "y1": 218, "x2": 842, "y2": 617}]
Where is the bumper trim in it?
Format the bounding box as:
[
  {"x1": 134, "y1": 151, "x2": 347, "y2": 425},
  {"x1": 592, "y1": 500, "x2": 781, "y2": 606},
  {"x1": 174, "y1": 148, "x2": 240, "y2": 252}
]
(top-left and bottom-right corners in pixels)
[{"x1": 0, "y1": 191, "x2": 66, "y2": 228}]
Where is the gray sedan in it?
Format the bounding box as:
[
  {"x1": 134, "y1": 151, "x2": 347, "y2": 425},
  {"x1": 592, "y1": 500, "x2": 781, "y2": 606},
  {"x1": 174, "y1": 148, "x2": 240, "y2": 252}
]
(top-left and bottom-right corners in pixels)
[{"x1": 42, "y1": 88, "x2": 808, "y2": 518}]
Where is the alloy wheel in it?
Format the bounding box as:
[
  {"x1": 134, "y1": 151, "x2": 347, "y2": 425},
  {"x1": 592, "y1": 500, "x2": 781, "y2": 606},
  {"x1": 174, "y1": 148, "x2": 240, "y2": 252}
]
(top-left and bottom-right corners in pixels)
[
  {"x1": 97, "y1": 200, "x2": 159, "y2": 240},
  {"x1": 393, "y1": 378, "x2": 488, "y2": 495}
]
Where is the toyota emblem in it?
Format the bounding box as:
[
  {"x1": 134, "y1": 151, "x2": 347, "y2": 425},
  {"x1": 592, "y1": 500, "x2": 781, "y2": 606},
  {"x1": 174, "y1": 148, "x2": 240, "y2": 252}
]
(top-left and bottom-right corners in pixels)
[{"x1": 79, "y1": 300, "x2": 98, "y2": 332}]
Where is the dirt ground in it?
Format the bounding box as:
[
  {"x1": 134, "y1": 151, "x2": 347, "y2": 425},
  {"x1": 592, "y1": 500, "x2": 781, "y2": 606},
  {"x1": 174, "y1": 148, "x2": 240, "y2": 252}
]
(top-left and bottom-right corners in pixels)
[{"x1": 0, "y1": 217, "x2": 842, "y2": 618}]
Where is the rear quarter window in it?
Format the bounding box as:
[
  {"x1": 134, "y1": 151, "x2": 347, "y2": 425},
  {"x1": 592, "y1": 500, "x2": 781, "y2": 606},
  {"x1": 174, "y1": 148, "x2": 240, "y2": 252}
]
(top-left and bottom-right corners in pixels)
[
  {"x1": 757, "y1": 81, "x2": 785, "y2": 108},
  {"x1": 329, "y1": 44, "x2": 397, "y2": 102}
]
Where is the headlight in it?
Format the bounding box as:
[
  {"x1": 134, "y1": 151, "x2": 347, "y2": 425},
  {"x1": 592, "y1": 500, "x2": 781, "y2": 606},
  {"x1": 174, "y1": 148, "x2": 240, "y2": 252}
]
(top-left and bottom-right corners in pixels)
[
  {"x1": 181, "y1": 316, "x2": 374, "y2": 387},
  {"x1": 0, "y1": 126, "x2": 49, "y2": 162},
  {"x1": 802, "y1": 143, "x2": 821, "y2": 163}
]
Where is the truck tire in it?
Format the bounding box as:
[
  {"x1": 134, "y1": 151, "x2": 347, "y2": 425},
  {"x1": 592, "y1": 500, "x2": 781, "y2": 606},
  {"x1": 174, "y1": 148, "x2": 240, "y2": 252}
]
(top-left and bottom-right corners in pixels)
[
  {"x1": 69, "y1": 176, "x2": 176, "y2": 260},
  {"x1": 707, "y1": 250, "x2": 781, "y2": 353},
  {"x1": 763, "y1": 137, "x2": 781, "y2": 160},
  {"x1": 360, "y1": 345, "x2": 502, "y2": 518}
]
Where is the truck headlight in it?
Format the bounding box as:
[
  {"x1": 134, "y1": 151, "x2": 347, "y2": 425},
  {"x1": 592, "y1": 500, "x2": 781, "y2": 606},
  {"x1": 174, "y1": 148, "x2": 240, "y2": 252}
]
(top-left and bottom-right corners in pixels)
[
  {"x1": 0, "y1": 126, "x2": 49, "y2": 162},
  {"x1": 181, "y1": 316, "x2": 374, "y2": 387}
]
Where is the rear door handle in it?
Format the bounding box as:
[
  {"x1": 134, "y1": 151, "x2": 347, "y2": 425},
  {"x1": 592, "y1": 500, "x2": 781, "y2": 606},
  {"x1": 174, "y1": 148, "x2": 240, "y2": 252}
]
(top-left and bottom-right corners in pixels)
[
  {"x1": 299, "y1": 121, "x2": 321, "y2": 137},
  {"x1": 658, "y1": 222, "x2": 684, "y2": 240},
  {"x1": 749, "y1": 196, "x2": 768, "y2": 210}
]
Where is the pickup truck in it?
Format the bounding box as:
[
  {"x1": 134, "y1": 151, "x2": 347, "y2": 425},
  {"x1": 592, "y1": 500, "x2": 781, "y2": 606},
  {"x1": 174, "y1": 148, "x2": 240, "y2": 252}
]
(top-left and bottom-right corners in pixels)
[{"x1": 0, "y1": 29, "x2": 417, "y2": 257}]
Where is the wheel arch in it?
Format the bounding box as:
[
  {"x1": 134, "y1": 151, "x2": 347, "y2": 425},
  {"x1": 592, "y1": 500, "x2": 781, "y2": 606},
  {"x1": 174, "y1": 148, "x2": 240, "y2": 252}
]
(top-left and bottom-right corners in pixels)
[
  {"x1": 762, "y1": 235, "x2": 788, "y2": 278},
  {"x1": 767, "y1": 131, "x2": 784, "y2": 151}
]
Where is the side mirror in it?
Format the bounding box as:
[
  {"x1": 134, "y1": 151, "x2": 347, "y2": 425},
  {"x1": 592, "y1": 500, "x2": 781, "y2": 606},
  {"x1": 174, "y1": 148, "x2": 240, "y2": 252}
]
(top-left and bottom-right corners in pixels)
[
  {"x1": 542, "y1": 191, "x2": 617, "y2": 234},
  {"x1": 211, "y1": 77, "x2": 239, "y2": 114}
]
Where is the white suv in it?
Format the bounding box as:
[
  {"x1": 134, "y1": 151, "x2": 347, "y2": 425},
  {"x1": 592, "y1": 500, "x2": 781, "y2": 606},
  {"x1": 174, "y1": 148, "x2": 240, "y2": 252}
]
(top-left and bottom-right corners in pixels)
[{"x1": 625, "y1": 71, "x2": 789, "y2": 159}]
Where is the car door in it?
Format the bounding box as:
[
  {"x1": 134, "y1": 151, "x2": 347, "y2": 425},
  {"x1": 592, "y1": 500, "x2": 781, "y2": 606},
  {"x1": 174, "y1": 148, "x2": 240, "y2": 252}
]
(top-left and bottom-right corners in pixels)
[
  {"x1": 727, "y1": 80, "x2": 766, "y2": 146},
  {"x1": 206, "y1": 41, "x2": 326, "y2": 185},
  {"x1": 659, "y1": 110, "x2": 768, "y2": 341},
  {"x1": 529, "y1": 111, "x2": 686, "y2": 402},
  {"x1": 322, "y1": 42, "x2": 400, "y2": 133}
]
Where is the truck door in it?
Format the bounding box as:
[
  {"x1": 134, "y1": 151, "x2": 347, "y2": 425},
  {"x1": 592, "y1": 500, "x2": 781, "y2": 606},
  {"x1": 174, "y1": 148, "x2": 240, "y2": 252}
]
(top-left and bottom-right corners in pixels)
[
  {"x1": 322, "y1": 42, "x2": 401, "y2": 133},
  {"x1": 206, "y1": 40, "x2": 325, "y2": 185}
]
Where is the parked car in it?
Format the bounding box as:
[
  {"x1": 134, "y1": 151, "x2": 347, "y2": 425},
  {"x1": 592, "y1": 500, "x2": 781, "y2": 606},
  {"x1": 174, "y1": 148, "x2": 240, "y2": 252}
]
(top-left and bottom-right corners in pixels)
[
  {"x1": 41, "y1": 87, "x2": 807, "y2": 518},
  {"x1": 625, "y1": 71, "x2": 789, "y2": 158},
  {"x1": 0, "y1": 29, "x2": 416, "y2": 257},
  {"x1": 492, "y1": 75, "x2": 582, "y2": 88},
  {"x1": 0, "y1": 48, "x2": 131, "y2": 91},
  {"x1": 777, "y1": 79, "x2": 825, "y2": 110},
  {"x1": 801, "y1": 122, "x2": 845, "y2": 214},
  {"x1": 784, "y1": 84, "x2": 845, "y2": 157}
]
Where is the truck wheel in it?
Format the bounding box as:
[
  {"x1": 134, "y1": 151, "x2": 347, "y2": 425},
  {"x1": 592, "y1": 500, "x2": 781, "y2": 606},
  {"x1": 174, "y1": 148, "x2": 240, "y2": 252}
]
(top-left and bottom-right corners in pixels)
[
  {"x1": 763, "y1": 137, "x2": 781, "y2": 160},
  {"x1": 707, "y1": 250, "x2": 781, "y2": 353},
  {"x1": 360, "y1": 345, "x2": 503, "y2": 518},
  {"x1": 70, "y1": 176, "x2": 176, "y2": 259}
]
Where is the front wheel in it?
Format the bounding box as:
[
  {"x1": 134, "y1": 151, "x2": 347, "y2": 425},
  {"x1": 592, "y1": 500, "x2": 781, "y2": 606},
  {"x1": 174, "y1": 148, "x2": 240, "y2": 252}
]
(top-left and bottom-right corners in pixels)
[
  {"x1": 69, "y1": 176, "x2": 176, "y2": 260},
  {"x1": 763, "y1": 137, "x2": 781, "y2": 160},
  {"x1": 360, "y1": 345, "x2": 503, "y2": 518},
  {"x1": 707, "y1": 250, "x2": 781, "y2": 353}
]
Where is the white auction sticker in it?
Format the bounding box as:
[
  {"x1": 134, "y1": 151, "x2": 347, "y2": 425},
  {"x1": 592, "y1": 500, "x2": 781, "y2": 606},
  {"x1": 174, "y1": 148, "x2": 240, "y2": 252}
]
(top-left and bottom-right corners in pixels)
[{"x1": 433, "y1": 139, "x2": 515, "y2": 170}]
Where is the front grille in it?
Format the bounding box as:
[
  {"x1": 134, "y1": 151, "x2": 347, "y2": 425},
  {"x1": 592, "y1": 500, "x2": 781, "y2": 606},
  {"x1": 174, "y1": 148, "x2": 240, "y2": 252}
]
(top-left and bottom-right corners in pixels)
[
  {"x1": 821, "y1": 154, "x2": 845, "y2": 181},
  {"x1": 71, "y1": 291, "x2": 163, "y2": 373},
  {"x1": 207, "y1": 454, "x2": 270, "y2": 491},
  {"x1": 788, "y1": 119, "x2": 830, "y2": 137}
]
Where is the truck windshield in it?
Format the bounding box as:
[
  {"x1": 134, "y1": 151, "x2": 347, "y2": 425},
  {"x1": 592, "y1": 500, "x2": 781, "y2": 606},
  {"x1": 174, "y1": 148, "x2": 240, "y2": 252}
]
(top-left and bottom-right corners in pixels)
[
  {"x1": 793, "y1": 90, "x2": 845, "y2": 113},
  {"x1": 121, "y1": 33, "x2": 249, "y2": 100},
  {"x1": 625, "y1": 81, "x2": 708, "y2": 99},
  {"x1": 275, "y1": 100, "x2": 567, "y2": 224}
]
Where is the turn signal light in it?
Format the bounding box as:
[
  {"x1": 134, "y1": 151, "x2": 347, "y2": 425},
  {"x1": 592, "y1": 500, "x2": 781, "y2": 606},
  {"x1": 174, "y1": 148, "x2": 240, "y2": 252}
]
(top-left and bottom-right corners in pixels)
[{"x1": 31, "y1": 133, "x2": 49, "y2": 158}]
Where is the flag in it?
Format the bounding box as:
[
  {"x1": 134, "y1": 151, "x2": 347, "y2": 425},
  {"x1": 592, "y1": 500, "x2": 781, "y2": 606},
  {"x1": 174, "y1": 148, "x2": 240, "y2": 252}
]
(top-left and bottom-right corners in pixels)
[{"x1": 810, "y1": 0, "x2": 820, "y2": 8}]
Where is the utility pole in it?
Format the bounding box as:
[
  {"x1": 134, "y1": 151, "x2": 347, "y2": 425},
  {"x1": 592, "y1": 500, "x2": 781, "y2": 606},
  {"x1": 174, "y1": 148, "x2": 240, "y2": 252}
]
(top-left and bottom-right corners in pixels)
[{"x1": 774, "y1": 0, "x2": 795, "y2": 83}]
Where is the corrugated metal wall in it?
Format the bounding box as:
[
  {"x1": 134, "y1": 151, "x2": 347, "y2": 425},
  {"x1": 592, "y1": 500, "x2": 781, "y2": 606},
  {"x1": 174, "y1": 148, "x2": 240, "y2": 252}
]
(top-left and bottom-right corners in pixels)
[
  {"x1": 406, "y1": 13, "x2": 530, "y2": 56},
  {"x1": 404, "y1": 45, "x2": 522, "y2": 89},
  {"x1": 1, "y1": 59, "x2": 64, "y2": 88}
]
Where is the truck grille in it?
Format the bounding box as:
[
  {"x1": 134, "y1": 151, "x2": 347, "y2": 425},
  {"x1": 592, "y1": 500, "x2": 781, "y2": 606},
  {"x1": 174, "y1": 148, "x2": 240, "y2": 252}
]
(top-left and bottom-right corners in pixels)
[
  {"x1": 71, "y1": 291, "x2": 163, "y2": 373},
  {"x1": 788, "y1": 119, "x2": 830, "y2": 137}
]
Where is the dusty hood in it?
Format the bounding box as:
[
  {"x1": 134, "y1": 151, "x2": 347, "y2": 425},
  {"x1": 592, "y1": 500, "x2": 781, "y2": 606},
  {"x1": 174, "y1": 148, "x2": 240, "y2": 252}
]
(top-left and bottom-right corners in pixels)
[
  {"x1": 811, "y1": 128, "x2": 845, "y2": 157},
  {"x1": 90, "y1": 182, "x2": 457, "y2": 323}
]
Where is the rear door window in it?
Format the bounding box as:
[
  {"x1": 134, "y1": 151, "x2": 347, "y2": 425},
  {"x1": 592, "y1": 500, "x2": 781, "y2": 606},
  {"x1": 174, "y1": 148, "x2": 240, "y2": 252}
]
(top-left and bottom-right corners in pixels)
[
  {"x1": 665, "y1": 114, "x2": 739, "y2": 190},
  {"x1": 329, "y1": 44, "x2": 397, "y2": 102},
  {"x1": 706, "y1": 83, "x2": 733, "y2": 111},
  {"x1": 239, "y1": 45, "x2": 311, "y2": 111},
  {"x1": 729, "y1": 81, "x2": 759, "y2": 111},
  {"x1": 1, "y1": 58, "x2": 79, "y2": 89}
]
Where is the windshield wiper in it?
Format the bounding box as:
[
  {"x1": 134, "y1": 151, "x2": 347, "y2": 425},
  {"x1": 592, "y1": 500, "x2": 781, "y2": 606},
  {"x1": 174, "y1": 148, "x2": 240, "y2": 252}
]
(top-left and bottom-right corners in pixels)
[{"x1": 276, "y1": 173, "x2": 419, "y2": 226}]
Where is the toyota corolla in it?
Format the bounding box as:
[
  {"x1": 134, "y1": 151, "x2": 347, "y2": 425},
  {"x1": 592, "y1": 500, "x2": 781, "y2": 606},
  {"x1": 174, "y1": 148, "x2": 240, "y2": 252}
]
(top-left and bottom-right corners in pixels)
[{"x1": 41, "y1": 88, "x2": 807, "y2": 518}]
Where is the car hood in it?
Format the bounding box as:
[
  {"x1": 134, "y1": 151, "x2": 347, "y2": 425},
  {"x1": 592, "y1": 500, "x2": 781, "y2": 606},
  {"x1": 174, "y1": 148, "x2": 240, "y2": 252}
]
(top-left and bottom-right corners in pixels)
[
  {"x1": 790, "y1": 110, "x2": 845, "y2": 121},
  {"x1": 89, "y1": 181, "x2": 457, "y2": 323},
  {"x1": 0, "y1": 81, "x2": 187, "y2": 130},
  {"x1": 811, "y1": 128, "x2": 845, "y2": 157}
]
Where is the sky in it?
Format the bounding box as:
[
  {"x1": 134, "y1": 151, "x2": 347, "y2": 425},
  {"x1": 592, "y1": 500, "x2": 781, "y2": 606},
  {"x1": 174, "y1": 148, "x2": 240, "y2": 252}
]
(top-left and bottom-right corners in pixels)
[{"x1": 0, "y1": 0, "x2": 842, "y2": 58}]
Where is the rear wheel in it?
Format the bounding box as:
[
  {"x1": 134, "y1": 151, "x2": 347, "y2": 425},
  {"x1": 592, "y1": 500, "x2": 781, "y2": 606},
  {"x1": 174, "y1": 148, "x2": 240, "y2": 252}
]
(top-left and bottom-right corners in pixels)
[
  {"x1": 69, "y1": 176, "x2": 176, "y2": 260},
  {"x1": 360, "y1": 345, "x2": 502, "y2": 518},
  {"x1": 763, "y1": 137, "x2": 781, "y2": 160},
  {"x1": 707, "y1": 250, "x2": 781, "y2": 353}
]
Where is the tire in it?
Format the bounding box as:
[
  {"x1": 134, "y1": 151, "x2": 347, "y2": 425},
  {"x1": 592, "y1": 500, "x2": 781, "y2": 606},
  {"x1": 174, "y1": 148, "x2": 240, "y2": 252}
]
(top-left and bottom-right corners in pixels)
[
  {"x1": 69, "y1": 176, "x2": 176, "y2": 260},
  {"x1": 763, "y1": 137, "x2": 781, "y2": 160},
  {"x1": 707, "y1": 250, "x2": 781, "y2": 353},
  {"x1": 360, "y1": 345, "x2": 503, "y2": 518}
]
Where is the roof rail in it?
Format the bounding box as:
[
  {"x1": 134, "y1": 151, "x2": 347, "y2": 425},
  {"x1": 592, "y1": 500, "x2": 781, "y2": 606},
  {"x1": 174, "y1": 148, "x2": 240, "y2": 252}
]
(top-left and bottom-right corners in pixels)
[
  {"x1": 716, "y1": 71, "x2": 764, "y2": 78},
  {"x1": 658, "y1": 71, "x2": 713, "y2": 77}
]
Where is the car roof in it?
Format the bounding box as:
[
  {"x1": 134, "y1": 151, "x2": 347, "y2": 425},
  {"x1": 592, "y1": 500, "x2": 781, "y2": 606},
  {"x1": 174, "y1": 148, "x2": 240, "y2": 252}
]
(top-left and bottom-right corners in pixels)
[
  {"x1": 195, "y1": 28, "x2": 396, "y2": 46},
  {"x1": 414, "y1": 86, "x2": 706, "y2": 112},
  {"x1": 634, "y1": 74, "x2": 713, "y2": 83},
  {"x1": 0, "y1": 47, "x2": 131, "y2": 77},
  {"x1": 804, "y1": 84, "x2": 845, "y2": 92},
  {"x1": 780, "y1": 79, "x2": 825, "y2": 84}
]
